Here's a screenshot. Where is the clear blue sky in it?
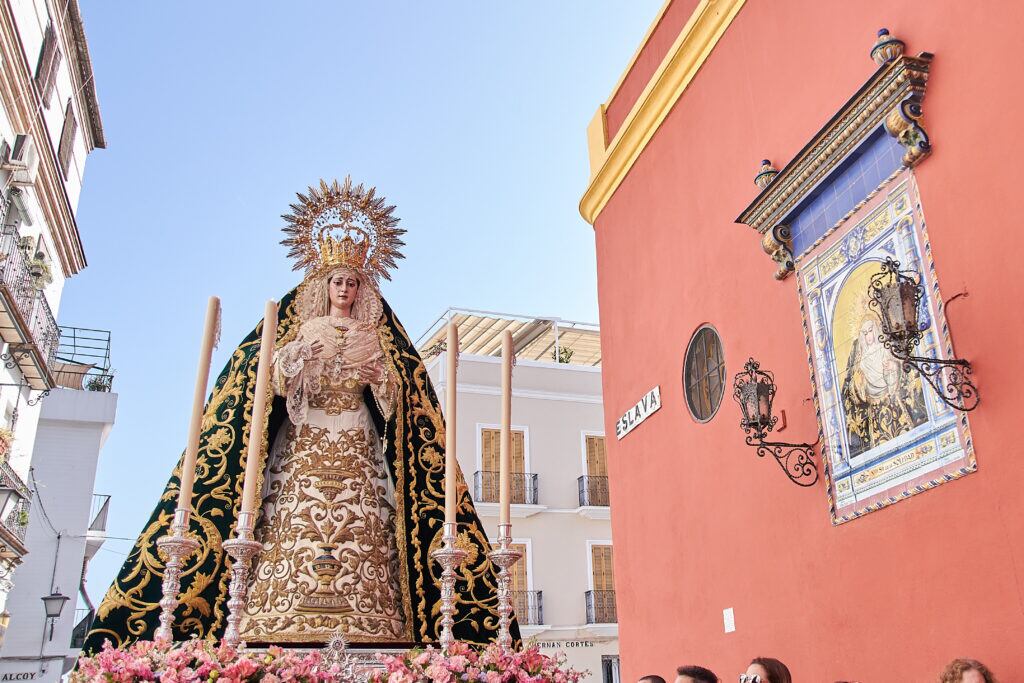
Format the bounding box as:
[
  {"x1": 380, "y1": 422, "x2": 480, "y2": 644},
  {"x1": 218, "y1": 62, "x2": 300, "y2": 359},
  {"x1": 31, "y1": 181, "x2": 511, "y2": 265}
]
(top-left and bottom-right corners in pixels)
[{"x1": 63, "y1": 2, "x2": 661, "y2": 603}]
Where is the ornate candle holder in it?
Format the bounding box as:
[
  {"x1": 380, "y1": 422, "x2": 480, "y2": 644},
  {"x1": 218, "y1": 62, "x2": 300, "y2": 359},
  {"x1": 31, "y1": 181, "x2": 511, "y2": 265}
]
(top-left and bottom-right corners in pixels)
[
  {"x1": 431, "y1": 522, "x2": 467, "y2": 650},
  {"x1": 154, "y1": 508, "x2": 200, "y2": 642},
  {"x1": 487, "y1": 522, "x2": 522, "y2": 651},
  {"x1": 221, "y1": 510, "x2": 262, "y2": 647}
]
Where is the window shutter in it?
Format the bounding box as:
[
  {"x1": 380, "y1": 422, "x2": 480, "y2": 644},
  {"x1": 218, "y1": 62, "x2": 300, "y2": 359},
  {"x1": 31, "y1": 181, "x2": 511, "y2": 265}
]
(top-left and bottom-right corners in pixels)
[
  {"x1": 481, "y1": 428, "x2": 500, "y2": 472},
  {"x1": 586, "y1": 436, "x2": 607, "y2": 477},
  {"x1": 510, "y1": 543, "x2": 528, "y2": 593},
  {"x1": 35, "y1": 23, "x2": 61, "y2": 106},
  {"x1": 57, "y1": 99, "x2": 77, "y2": 177},
  {"x1": 591, "y1": 545, "x2": 615, "y2": 591},
  {"x1": 512, "y1": 430, "x2": 525, "y2": 473}
]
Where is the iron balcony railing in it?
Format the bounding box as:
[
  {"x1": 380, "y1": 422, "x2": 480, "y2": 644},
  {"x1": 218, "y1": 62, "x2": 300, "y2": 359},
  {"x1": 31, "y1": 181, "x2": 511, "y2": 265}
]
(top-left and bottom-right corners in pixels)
[
  {"x1": 0, "y1": 460, "x2": 31, "y2": 545},
  {"x1": 511, "y1": 590, "x2": 543, "y2": 625},
  {"x1": 578, "y1": 475, "x2": 609, "y2": 507},
  {"x1": 585, "y1": 590, "x2": 617, "y2": 624},
  {"x1": 89, "y1": 493, "x2": 110, "y2": 533},
  {"x1": 472, "y1": 471, "x2": 538, "y2": 505},
  {"x1": 54, "y1": 326, "x2": 114, "y2": 392},
  {"x1": 0, "y1": 226, "x2": 59, "y2": 368},
  {"x1": 70, "y1": 607, "x2": 94, "y2": 649}
]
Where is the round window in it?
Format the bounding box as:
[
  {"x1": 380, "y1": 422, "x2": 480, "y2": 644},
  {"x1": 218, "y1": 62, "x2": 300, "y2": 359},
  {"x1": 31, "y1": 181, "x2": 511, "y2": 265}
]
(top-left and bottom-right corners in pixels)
[{"x1": 683, "y1": 326, "x2": 726, "y2": 422}]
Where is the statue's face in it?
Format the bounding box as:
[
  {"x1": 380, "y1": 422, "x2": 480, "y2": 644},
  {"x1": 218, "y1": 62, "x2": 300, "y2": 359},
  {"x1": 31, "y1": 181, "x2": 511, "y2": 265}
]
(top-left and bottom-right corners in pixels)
[{"x1": 328, "y1": 271, "x2": 359, "y2": 315}]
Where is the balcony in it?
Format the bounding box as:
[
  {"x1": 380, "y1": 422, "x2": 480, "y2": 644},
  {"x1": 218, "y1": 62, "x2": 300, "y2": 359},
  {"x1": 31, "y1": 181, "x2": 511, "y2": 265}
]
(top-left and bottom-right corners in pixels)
[
  {"x1": 0, "y1": 459, "x2": 31, "y2": 556},
  {"x1": 84, "y1": 493, "x2": 110, "y2": 561},
  {"x1": 585, "y1": 590, "x2": 617, "y2": 624},
  {"x1": 473, "y1": 471, "x2": 539, "y2": 506},
  {"x1": 0, "y1": 224, "x2": 58, "y2": 389},
  {"x1": 578, "y1": 475, "x2": 609, "y2": 507},
  {"x1": 53, "y1": 326, "x2": 114, "y2": 392},
  {"x1": 511, "y1": 590, "x2": 543, "y2": 625},
  {"x1": 70, "y1": 607, "x2": 94, "y2": 649}
]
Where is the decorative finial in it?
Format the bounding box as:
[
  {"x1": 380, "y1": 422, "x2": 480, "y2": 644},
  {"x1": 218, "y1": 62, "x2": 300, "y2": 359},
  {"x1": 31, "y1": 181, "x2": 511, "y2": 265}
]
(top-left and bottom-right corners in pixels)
[
  {"x1": 870, "y1": 28, "x2": 905, "y2": 65},
  {"x1": 754, "y1": 159, "x2": 779, "y2": 189}
]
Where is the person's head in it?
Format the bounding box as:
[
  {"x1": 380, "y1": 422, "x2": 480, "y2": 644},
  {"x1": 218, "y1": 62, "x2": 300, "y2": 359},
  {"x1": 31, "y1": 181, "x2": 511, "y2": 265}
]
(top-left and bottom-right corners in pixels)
[
  {"x1": 741, "y1": 658, "x2": 792, "y2": 683},
  {"x1": 638, "y1": 676, "x2": 666, "y2": 683},
  {"x1": 939, "y1": 658, "x2": 997, "y2": 683},
  {"x1": 676, "y1": 664, "x2": 719, "y2": 683},
  {"x1": 327, "y1": 268, "x2": 360, "y2": 316}
]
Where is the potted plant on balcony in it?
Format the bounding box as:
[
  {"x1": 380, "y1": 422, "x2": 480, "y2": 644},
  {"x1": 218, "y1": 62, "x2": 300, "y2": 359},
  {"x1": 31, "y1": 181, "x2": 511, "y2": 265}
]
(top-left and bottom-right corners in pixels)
[
  {"x1": 0, "y1": 428, "x2": 13, "y2": 462},
  {"x1": 27, "y1": 251, "x2": 52, "y2": 289}
]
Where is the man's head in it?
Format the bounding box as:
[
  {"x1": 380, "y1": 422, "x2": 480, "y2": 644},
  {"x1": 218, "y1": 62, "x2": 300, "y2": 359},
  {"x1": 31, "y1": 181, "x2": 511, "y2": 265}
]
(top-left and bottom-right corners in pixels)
[
  {"x1": 676, "y1": 665, "x2": 719, "y2": 683},
  {"x1": 638, "y1": 676, "x2": 666, "y2": 683}
]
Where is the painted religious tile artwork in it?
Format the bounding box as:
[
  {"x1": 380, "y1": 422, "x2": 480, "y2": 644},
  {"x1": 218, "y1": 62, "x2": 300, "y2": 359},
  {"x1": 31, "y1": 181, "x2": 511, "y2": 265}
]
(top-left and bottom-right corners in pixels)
[{"x1": 795, "y1": 170, "x2": 975, "y2": 524}]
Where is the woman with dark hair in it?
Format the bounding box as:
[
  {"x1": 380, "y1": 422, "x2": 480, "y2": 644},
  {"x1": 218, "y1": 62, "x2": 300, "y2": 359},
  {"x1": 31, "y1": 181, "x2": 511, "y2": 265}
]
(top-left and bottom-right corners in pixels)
[{"x1": 739, "y1": 657, "x2": 792, "y2": 683}]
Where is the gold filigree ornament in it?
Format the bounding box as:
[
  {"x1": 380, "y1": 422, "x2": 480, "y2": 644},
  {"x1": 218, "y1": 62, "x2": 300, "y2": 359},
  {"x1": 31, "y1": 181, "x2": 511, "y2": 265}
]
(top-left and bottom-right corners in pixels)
[{"x1": 281, "y1": 177, "x2": 406, "y2": 284}]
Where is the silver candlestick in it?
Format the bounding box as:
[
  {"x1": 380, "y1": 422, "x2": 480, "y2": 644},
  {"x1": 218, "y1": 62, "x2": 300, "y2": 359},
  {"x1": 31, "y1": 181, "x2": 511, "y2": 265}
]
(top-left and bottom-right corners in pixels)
[
  {"x1": 487, "y1": 522, "x2": 522, "y2": 651},
  {"x1": 221, "y1": 510, "x2": 262, "y2": 647},
  {"x1": 431, "y1": 522, "x2": 467, "y2": 650},
  {"x1": 154, "y1": 508, "x2": 200, "y2": 642}
]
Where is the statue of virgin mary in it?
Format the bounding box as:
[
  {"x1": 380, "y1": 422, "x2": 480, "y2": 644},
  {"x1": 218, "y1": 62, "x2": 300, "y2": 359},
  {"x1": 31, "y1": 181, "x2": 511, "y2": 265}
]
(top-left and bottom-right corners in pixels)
[{"x1": 84, "y1": 178, "x2": 514, "y2": 648}]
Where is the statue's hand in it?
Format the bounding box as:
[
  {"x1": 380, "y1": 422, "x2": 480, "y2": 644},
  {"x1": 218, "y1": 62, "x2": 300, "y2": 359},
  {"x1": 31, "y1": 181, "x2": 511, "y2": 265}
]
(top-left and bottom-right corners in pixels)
[
  {"x1": 308, "y1": 340, "x2": 325, "y2": 360},
  {"x1": 358, "y1": 362, "x2": 383, "y2": 384}
]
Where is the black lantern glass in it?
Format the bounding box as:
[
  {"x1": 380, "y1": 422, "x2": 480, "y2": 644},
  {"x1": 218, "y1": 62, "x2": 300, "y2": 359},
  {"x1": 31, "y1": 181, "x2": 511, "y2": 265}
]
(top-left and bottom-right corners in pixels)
[
  {"x1": 732, "y1": 358, "x2": 817, "y2": 487},
  {"x1": 869, "y1": 258, "x2": 923, "y2": 355},
  {"x1": 733, "y1": 359, "x2": 777, "y2": 438},
  {"x1": 41, "y1": 589, "x2": 69, "y2": 642},
  {"x1": 867, "y1": 257, "x2": 978, "y2": 411}
]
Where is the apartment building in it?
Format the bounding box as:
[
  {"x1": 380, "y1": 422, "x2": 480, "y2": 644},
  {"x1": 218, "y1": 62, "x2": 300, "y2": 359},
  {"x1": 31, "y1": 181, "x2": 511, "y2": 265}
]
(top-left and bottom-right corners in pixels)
[
  {"x1": 421, "y1": 309, "x2": 619, "y2": 682},
  {"x1": 0, "y1": 0, "x2": 114, "y2": 669}
]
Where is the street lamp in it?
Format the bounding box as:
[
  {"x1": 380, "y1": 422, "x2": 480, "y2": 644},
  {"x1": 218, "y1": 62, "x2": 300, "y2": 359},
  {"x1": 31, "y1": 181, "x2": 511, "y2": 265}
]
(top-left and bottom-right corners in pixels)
[
  {"x1": 867, "y1": 257, "x2": 979, "y2": 411},
  {"x1": 732, "y1": 358, "x2": 819, "y2": 487},
  {"x1": 41, "y1": 589, "x2": 69, "y2": 641}
]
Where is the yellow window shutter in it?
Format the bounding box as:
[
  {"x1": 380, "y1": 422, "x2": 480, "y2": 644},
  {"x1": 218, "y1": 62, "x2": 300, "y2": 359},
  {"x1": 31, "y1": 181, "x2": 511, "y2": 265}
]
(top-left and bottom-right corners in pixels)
[{"x1": 586, "y1": 436, "x2": 607, "y2": 477}]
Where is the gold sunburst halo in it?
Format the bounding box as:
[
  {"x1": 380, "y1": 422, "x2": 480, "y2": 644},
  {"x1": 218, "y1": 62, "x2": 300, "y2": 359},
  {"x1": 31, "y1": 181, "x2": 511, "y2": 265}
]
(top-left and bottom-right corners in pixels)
[{"x1": 280, "y1": 177, "x2": 406, "y2": 283}]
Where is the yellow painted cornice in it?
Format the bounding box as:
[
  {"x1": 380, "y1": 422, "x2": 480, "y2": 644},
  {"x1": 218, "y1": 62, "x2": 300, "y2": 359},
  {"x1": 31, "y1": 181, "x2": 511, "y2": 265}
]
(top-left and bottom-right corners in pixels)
[{"x1": 580, "y1": 0, "x2": 745, "y2": 226}]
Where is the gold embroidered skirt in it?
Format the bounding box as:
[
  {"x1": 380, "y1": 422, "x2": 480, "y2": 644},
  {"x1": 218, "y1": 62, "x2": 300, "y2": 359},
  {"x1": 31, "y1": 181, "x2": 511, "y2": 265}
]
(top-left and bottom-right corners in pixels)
[{"x1": 239, "y1": 396, "x2": 408, "y2": 643}]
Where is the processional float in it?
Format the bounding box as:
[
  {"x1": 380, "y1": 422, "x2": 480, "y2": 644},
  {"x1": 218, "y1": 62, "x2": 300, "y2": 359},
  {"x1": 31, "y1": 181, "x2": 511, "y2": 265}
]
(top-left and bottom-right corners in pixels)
[{"x1": 154, "y1": 302, "x2": 524, "y2": 651}]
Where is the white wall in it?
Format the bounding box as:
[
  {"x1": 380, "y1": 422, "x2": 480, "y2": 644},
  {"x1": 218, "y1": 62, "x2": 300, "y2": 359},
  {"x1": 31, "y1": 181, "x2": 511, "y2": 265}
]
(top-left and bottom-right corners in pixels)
[{"x1": 0, "y1": 388, "x2": 116, "y2": 681}]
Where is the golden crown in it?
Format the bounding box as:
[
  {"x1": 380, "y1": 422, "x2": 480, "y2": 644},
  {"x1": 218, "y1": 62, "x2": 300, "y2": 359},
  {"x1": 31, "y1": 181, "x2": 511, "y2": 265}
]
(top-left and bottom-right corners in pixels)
[
  {"x1": 281, "y1": 177, "x2": 406, "y2": 283},
  {"x1": 319, "y1": 232, "x2": 371, "y2": 271}
]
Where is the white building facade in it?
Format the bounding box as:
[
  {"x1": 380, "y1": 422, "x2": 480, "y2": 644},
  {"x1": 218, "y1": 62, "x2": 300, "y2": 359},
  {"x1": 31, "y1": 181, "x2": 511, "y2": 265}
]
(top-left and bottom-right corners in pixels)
[
  {"x1": 421, "y1": 309, "x2": 619, "y2": 683},
  {"x1": 0, "y1": 384, "x2": 115, "y2": 681},
  {"x1": 0, "y1": 0, "x2": 107, "y2": 650}
]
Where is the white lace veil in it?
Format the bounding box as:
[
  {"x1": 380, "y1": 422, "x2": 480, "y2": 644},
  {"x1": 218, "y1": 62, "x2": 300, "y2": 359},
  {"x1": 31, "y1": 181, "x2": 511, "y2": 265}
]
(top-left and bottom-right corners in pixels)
[{"x1": 295, "y1": 266, "x2": 384, "y2": 326}]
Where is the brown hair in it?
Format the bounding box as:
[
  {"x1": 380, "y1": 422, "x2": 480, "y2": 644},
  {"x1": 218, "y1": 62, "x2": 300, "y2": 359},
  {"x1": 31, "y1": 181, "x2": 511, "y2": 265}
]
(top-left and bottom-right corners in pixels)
[
  {"x1": 750, "y1": 658, "x2": 792, "y2": 683},
  {"x1": 939, "y1": 658, "x2": 997, "y2": 683},
  {"x1": 638, "y1": 677, "x2": 666, "y2": 683}
]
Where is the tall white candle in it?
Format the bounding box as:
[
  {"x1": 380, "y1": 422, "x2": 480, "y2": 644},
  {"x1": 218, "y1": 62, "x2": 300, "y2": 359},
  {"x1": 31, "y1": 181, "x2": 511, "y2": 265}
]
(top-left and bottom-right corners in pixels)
[
  {"x1": 444, "y1": 322, "x2": 459, "y2": 527},
  {"x1": 240, "y1": 300, "x2": 279, "y2": 515},
  {"x1": 499, "y1": 331, "x2": 513, "y2": 526},
  {"x1": 176, "y1": 296, "x2": 221, "y2": 514}
]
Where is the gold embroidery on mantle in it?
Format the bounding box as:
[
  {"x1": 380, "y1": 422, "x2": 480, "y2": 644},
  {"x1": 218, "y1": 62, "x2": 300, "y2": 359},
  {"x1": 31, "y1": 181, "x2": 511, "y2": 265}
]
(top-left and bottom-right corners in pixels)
[{"x1": 240, "y1": 411, "x2": 408, "y2": 642}]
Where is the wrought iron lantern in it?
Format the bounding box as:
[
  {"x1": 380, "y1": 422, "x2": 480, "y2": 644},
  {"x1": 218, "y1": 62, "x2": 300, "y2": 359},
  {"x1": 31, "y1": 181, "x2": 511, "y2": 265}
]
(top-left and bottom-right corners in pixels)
[
  {"x1": 41, "y1": 589, "x2": 69, "y2": 641},
  {"x1": 732, "y1": 358, "x2": 819, "y2": 487},
  {"x1": 868, "y1": 258, "x2": 979, "y2": 411}
]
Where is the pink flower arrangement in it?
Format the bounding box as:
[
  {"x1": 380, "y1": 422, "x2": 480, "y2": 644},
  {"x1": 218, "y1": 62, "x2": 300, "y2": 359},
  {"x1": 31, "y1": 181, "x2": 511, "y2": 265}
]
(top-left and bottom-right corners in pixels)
[
  {"x1": 371, "y1": 641, "x2": 587, "y2": 683},
  {"x1": 71, "y1": 639, "x2": 342, "y2": 683}
]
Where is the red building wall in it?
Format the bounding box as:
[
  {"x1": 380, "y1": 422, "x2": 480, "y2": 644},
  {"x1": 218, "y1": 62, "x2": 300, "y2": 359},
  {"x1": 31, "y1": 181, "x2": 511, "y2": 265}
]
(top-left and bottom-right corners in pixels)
[{"x1": 593, "y1": 2, "x2": 1024, "y2": 681}]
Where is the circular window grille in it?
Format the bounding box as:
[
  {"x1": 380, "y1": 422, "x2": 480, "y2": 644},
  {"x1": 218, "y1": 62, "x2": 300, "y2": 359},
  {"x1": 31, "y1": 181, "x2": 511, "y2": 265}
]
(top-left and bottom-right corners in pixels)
[{"x1": 683, "y1": 326, "x2": 726, "y2": 422}]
